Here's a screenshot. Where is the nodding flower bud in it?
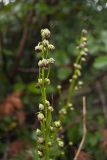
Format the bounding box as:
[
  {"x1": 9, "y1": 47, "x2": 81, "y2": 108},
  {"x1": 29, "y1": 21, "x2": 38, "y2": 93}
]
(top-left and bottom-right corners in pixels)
[
  {"x1": 48, "y1": 58, "x2": 55, "y2": 64},
  {"x1": 38, "y1": 79, "x2": 42, "y2": 85},
  {"x1": 58, "y1": 140, "x2": 64, "y2": 148},
  {"x1": 72, "y1": 74, "x2": 78, "y2": 79},
  {"x1": 48, "y1": 106, "x2": 54, "y2": 112},
  {"x1": 38, "y1": 150, "x2": 43, "y2": 157},
  {"x1": 81, "y1": 57, "x2": 86, "y2": 61},
  {"x1": 45, "y1": 100, "x2": 50, "y2": 106},
  {"x1": 38, "y1": 59, "x2": 49, "y2": 68},
  {"x1": 37, "y1": 113, "x2": 45, "y2": 121},
  {"x1": 37, "y1": 137, "x2": 44, "y2": 144},
  {"x1": 57, "y1": 85, "x2": 61, "y2": 90},
  {"x1": 41, "y1": 28, "x2": 51, "y2": 39},
  {"x1": 36, "y1": 128, "x2": 42, "y2": 136},
  {"x1": 42, "y1": 39, "x2": 49, "y2": 47},
  {"x1": 48, "y1": 44, "x2": 55, "y2": 50},
  {"x1": 59, "y1": 108, "x2": 67, "y2": 115},
  {"x1": 50, "y1": 126, "x2": 54, "y2": 131},
  {"x1": 35, "y1": 45, "x2": 42, "y2": 52},
  {"x1": 48, "y1": 141, "x2": 52, "y2": 146},
  {"x1": 54, "y1": 121, "x2": 61, "y2": 128},
  {"x1": 39, "y1": 104, "x2": 44, "y2": 111},
  {"x1": 67, "y1": 103, "x2": 73, "y2": 108},
  {"x1": 78, "y1": 81, "x2": 83, "y2": 85},
  {"x1": 82, "y1": 29, "x2": 88, "y2": 36},
  {"x1": 45, "y1": 78, "x2": 50, "y2": 85}
]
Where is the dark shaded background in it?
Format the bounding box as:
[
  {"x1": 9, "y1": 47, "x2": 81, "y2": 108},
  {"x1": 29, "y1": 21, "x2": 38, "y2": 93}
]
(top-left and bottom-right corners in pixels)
[{"x1": 0, "y1": 0, "x2": 107, "y2": 159}]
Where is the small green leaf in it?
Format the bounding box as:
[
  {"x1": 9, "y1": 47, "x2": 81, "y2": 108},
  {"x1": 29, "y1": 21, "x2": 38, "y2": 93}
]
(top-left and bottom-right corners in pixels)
[
  {"x1": 57, "y1": 67, "x2": 71, "y2": 80},
  {"x1": 93, "y1": 55, "x2": 107, "y2": 69}
]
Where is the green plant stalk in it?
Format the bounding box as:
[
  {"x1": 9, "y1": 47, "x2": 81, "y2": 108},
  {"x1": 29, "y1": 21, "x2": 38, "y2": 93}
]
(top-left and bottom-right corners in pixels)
[
  {"x1": 67, "y1": 52, "x2": 82, "y2": 104},
  {"x1": 40, "y1": 49, "x2": 50, "y2": 160}
]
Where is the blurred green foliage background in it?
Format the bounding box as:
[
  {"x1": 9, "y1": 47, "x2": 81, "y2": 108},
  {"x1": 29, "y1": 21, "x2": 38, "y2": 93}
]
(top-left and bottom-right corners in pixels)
[{"x1": 0, "y1": 0, "x2": 107, "y2": 159}]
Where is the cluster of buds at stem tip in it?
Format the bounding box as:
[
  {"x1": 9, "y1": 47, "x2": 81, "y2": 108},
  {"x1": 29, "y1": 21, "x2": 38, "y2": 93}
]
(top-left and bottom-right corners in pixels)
[
  {"x1": 35, "y1": 28, "x2": 55, "y2": 53},
  {"x1": 72, "y1": 29, "x2": 88, "y2": 81},
  {"x1": 38, "y1": 58, "x2": 55, "y2": 68}
]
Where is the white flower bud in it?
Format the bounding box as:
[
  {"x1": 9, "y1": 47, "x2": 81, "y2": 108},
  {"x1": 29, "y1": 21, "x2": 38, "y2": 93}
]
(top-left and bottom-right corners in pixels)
[
  {"x1": 57, "y1": 85, "x2": 61, "y2": 90},
  {"x1": 45, "y1": 100, "x2": 50, "y2": 106},
  {"x1": 81, "y1": 57, "x2": 86, "y2": 61},
  {"x1": 48, "y1": 44, "x2": 55, "y2": 50},
  {"x1": 69, "y1": 141, "x2": 73, "y2": 146},
  {"x1": 54, "y1": 121, "x2": 61, "y2": 128},
  {"x1": 73, "y1": 75, "x2": 78, "y2": 79},
  {"x1": 35, "y1": 45, "x2": 42, "y2": 52},
  {"x1": 37, "y1": 137, "x2": 44, "y2": 144},
  {"x1": 38, "y1": 60, "x2": 43, "y2": 67},
  {"x1": 37, "y1": 113, "x2": 45, "y2": 121},
  {"x1": 41, "y1": 28, "x2": 51, "y2": 39},
  {"x1": 59, "y1": 108, "x2": 67, "y2": 115},
  {"x1": 48, "y1": 58, "x2": 55, "y2": 64},
  {"x1": 42, "y1": 39, "x2": 49, "y2": 46},
  {"x1": 69, "y1": 79, "x2": 72, "y2": 83},
  {"x1": 39, "y1": 104, "x2": 44, "y2": 111},
  {"x1": 38, "y1": 150, "x2": 43, "y2": 157},
  {"x1": 78, "y1": 81, "x2": 83, "y2": 85},
  {"x1": 67, "y1": 103, "x2": 72, "y2": 107},
  {"x1": 58, "y1": 140, "x2": 64, "y2": 147},
  {"x1": 50, "y1": 126, "x2": 54, "y2": 131},
  {"x1": 48, "y1": 106, "x2": 54, "y2": 112},
  {"x1": 48, "y1": 141, "x2": 52, "y2": 146},
  {"x1": 38, "y1": 79, "x2": 42, "y2": 85},
  {"x1": 45, "y1": 78, "x2": 50, "y2": 85},
  {"x1": 36, "y1": 128, "x2": 42, "y2": 136},
  {"x1": 82, "y1": 29, "x2": 88, "y2": 35}
]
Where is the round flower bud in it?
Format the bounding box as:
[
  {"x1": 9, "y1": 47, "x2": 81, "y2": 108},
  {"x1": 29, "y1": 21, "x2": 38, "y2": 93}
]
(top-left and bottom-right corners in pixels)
[
  {"x1": 45, "y1": 100, "x2": 50, "y2": 106},
  {"x1": 45, "y1": 78, "x2": 50, "y2": 85},
  {"x1": 82, "y1": 29, "x2": 88, "y2": 35},
  {"x1": 76, "y1": 70, "x2": 81, "y2": 76},
  {"x1": 39, "y1": 104, "x2": 44, "y2": 111},
  {"x1": 42, "y1": 59, "x2": 49, "y2": 67},
  {"x1": 57, "y1": 85, "x2": 61, "y2": 90},
  {"x1": 38, "y1": 60, "x2": 43, "y2": 67},
  {"x1": 37, "y1": 137, "x2": 44, "y2": 144},
  {"x1": 78, "y1": 81, "x2": 83, "y2": 85},
  {"x1": 38, "y1": 79, "x2": 42, "y2": 85},
  {"x1": 36, "y1": 128, "x2": 42, "y2": 136},
  {"x1": 48, "y1": 141, "x2": 52, "y2": 146},
  {"x1": 37, "y1": 113, "x2": 45, "y2": 121},
  {"x1": 69, "y1": 141, "x2": 73, "y2": 146},
  {"x1": 58, "y1": 140, "x2": 64, "y2": 147},
  {"x1": 48, "y1": 106, "x2": 54, "y2": 112},
  {"x1": 48, "y1": 58, "x2": 55, "y2": 64},
  {"x1": 59, "y1": 108, "x2": 67, "y2": 115},
  {"x1": 67, "y1": 103, "x2": 73, "y2": 107},
  {"x1": 73, "y1": 74, "x2": 78, "y2": 79},
  {"x1": 42, "y1": 39, "x2": 49, "y2": 47},
  {"x1": 54, "y1": 121, "x2": 61, "y2": 128},
  {"x1": 48, "y1": 44, "x2": 55, "y2": 50},
  {"x1": 82, "y1": 37, "x2": 87, "y2": 42},
  {"x1": 84, "y1": 48, "x2": 88, "y2": 53},
  {"x1": 35, "y1": 45, "x2": 42, "y2": 53},
  {"x1": 81, "y1": 57, "x2": 86, "y2": 61},
  {"x1": 69, "y1": 79, "x2": 72, "y2": 83},
  {"x1": 50, "y1": 126, "x2": 54, "y2": 131},
  {"x1": 38, "y1": 150, "x2": 43, "y2": 157},
  {"x1": 41, "y1": 28, "x2": 51, "y2": 39}
]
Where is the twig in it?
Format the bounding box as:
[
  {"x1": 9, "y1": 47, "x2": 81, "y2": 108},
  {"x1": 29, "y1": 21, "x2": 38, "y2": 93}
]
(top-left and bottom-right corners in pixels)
[
  {"x1": 96, "y1": 81, "x2": 107, "y2": 121},
  {"x1": 74, "y1": 96, "x2": 87, "y2": 160}
]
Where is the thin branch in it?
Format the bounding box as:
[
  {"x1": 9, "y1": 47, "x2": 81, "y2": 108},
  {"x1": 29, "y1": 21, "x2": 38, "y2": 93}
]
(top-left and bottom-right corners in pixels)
[
  {"x1": 74, "y1": 96, "x2": 87, "y2": 160},
  {"x1": 96, "y1": 81, "x2": 107, "y2": 121},
  {"x1": 12, "y1": 0, "x2": 36, "y2": 78}
]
